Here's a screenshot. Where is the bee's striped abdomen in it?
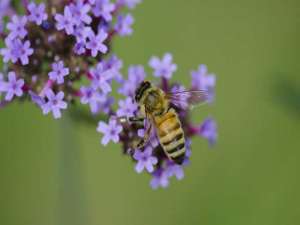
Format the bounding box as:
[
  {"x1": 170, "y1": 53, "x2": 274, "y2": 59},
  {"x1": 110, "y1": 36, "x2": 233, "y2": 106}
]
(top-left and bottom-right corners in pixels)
[{"x1": 155, "y1": 108, "x2": 186, "y2": 164}]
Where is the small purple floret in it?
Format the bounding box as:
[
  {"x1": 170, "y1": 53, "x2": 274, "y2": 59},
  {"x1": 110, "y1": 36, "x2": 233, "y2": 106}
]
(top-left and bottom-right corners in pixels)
[
  {"x1": 80, "y1": 86, "x2": 106, "y2": 114},
  {"x1": 150, "y1": 169, "x2": 169, "y2": 189},
  {"x1": 27, "y1": 2, "x2": 48, "y2": 25},
  {"x1": 133, "y1": 147, "x2": 158, "y2": 173},
  {"x1": 149, "y1": 53, "x2": 177, "y2": 79},
  {"x1": 42, "y1": 89, "x2": 68, "y2": 119},
  {"x1": 69, "y1": 0, "x2": 92, "y2": 25},
  {"x1": 55, "y1": 6, "x2": 76, "y2": 35},
  {"x1": 48, "y1": 60, "x2": 69, "y2": 84},
  {"x1": 199, "y1": 117, "x2": 218, "y2": 146},
  {"x1": 191, "y1": 64, "x2": 216, "y2": 102},
  {"x1": 1, "y1": 72, "x2": 24, "y2": 101},
  {"x1": 118, "y1": 65, "x2": 146, "y2": 97},
  {"x1": 97, "y1": 119, "x2": 123, "y2": 145},
  {"x1": 7, "y1": 15, "x2": 27, "y2": 39},
  {"x1": 93, "y1": 0, "x2": 115, "y2": 22},
  {"x1": 90, "y1": 62, "x2": 113, "y2": 93},
  {"x1": 116, "y1": 97, "x2": 138, "y2": 117},
  {"x1": 86, "y1": 29, "x2": 108, "y2": 57},
  {"x1": 115, "y1": 14, "x2": 134, "y2": 37}
]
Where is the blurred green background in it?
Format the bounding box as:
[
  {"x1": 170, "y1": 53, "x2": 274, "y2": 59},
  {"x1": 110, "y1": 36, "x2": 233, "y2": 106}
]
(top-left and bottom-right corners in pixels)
[{"x1": 1, "y1": 0, "x2": 300, "y2": 224}]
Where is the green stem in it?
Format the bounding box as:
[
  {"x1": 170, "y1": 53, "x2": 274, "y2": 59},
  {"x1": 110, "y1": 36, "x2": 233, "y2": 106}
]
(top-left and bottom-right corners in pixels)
[{"x1": 57, "y1": 113, "x2": 88, "y2": 225}]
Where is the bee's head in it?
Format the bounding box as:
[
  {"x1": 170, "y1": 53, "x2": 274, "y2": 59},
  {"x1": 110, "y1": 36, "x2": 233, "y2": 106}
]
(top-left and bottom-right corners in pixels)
[{"x1": 135, "y1": 80, "x2": 152, "y2": 103}]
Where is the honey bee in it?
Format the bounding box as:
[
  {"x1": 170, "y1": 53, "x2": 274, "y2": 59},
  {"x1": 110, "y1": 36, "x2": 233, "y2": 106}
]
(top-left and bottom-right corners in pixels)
[{"x1": 122, "y1": 81, "x2": 207, "y2": 165}]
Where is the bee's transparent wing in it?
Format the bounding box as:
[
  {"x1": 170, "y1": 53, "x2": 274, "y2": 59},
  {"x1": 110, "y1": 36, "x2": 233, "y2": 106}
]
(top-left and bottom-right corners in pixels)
[{"x1": 165, "y1": 90, "x2": 208, "y2": 110}]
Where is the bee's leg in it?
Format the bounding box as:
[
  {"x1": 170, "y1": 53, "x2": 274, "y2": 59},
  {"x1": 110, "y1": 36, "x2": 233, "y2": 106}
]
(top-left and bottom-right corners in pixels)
[
  {"x1": 128, "y1": 116, "x2": 145, "y2": 123},
  {"x1": 136, "y1": 123, "x2": 152, "y2": 149},
  {"x1": 117, "y1": 116, "x2": 144, "y2": 127}
]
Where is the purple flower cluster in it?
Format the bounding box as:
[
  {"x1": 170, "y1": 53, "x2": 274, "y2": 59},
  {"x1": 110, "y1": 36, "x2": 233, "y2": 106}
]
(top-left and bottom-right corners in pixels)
[
  {"x1": 0, "y1": 0, "x2": 217, "y2": 189},
  {"x1": 0, "y1": 0, "x2": 138, "y2": 119}
]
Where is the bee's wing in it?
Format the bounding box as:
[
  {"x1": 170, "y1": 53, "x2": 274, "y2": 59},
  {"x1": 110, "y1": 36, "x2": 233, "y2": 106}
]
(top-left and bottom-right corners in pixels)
[{"x1": 165, "y1": 90, "x2": 208, "y2": 110}]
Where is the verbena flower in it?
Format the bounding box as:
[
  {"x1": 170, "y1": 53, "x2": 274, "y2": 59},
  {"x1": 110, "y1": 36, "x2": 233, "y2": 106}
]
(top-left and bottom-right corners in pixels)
[
  {"x1": 116, "y1": 97, "x2": 138, "y2": 117},
  {"x1": 27, "y1": 2, "x2": 48, "y2": 25},
  {"x1": 7, "y1": 15, "x2": 27, "y2": 39},
  {"x1": 0, "y1": 0, "x2": 217, "y2": 189},
  {"x1": 118, "y1": 65, "x2": 146, "y2": 96},
  {"x1": 48, "y1": 60, "x2": 70, "y2": 84},
  {"x1": 198, "y1": 117, "x2": 218, "y2": 146},
  {"x1": 149, "y1": 53, "x2": 177, "y2": 79},
  {"x1": 115, "y1": 14, "x2": 134, "y2": 36},
  {"x1": 191, "y1": 64, "x2": 216, "y2": 102},
  {"x1": 42, "y1": 89, "x2": 68, "y2": 119},
  {"x1": 80, "y1": 86, "x2": 106, "y2": 114},
  {"x1": 133, "y1": 146, "x2": 158, "y2": 173},
  {"x1": 90, "y1": 62, "x2": 112, "y2": 93},
  {"x1": 97, "y1": 119, "x2": 123, "y2": 145},
  {"x1": 150, "y1": 168, "x2": 170, "y2": 189},
  {"x1": 103, "y1": 55, "x2": 123, "y2": 82},
  {"x1": 1, "y1": 72, "x2": 24, "y2": 101},
  {"x1": 86, "y1": 29, "x2": 108, "y2": 57},
  {"x1": 165, "y1": 162, "x2": 185, "y2": 180},
  {"x1": 93, "y1": 0, "x2": 115, "y2": 22},
  {"x1": 55, "y1": 6, "x2": 76, "y2": 35},
  {"x1": 69, "y1": 0, "x2": 92, "y2": 25}
]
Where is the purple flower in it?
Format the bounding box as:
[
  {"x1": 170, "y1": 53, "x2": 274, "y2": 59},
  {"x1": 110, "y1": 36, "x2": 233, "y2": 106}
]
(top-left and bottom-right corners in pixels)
[
  {"x1": 114, "y1": 14, "x2": 134, "y2": 37},
  {"x1": 97, "y1": 119, "x2": 123, "y2": 145},
  {"x1": 86, "y1": 29, "x2": 108, "y2": 57},
  {"x1": 117, "y1": 0, "x2": 142, "y2": 9},
  {"x1": 116, "y1": 97, "x2": 138, "y2": 117},
  {"x1": 27, "y1": 2, "x2": 48, "y2": 25},
  {"x1": 191, "y1": 64, "x2": 216, "y2": 102},
  {"x1": 199, "y1": 117, "x2": 217, "y2": 146},
  {"x1": 118, "y1": 65, "x2": 146, "y2": 96},
  {"x1": 165, "y1": 162, "x2": 184, "y2": 180},
  {"x1": 7, "y1": 15, "x2": 27, "y2": 39},
  {"x1": 150, "y1": 169, "x2": 169, "y2": 189},
  {"x1": 42, "y1": 89, "x2": 67, "y2": 119},
  {"x1": 48, "y1": 60, "x2": 69, "y2": 84},
  {"x1": 55, "y1": 6, "x2": 76, "y2": 35},
  {"x1": 73, "y1": 24, "x2": 92, "y2": 42},
  {"x1": 103, "y1": 55, "x2": 123, "y2": 82},
  {"x1": 149, "y1": 53, "x2": 177, "y2": 79},
  {"x1": 1, "y1": 37, "x2": 19, "y2": 63},
  {"x1": 93, "y1": 0, "x2": 115, "y2": 22},
  {"x1": 1, "y1": 38, "x2": 33, "y2": 65},
  {"x1": 80, "y1": 86, "x2": 106, "y2": 114},
  {"x1": 19, "y1": 39, "x2": 34, "y2": 65},
  {"x1": 133, "y1": 147, "x2": 158, "y2": 173},
  {"x1": 90, "y1": 62, "x2": 113, "y2": 93},
  {"x1": 1, "y1": 72, "x2": 24, "y2": 101},
  {"x1": 69, "y1": 0, "x2": 92, "y2": 25}
]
